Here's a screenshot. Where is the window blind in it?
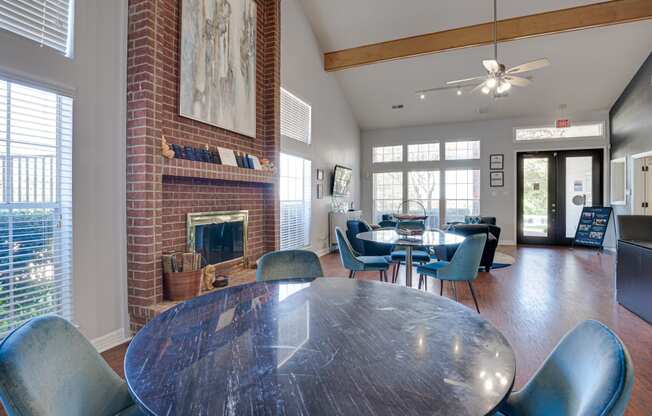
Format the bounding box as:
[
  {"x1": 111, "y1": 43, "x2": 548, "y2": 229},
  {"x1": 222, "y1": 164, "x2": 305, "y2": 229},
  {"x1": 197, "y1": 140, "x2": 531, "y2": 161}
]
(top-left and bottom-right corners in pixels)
[
  {"x1": 0, "y1": 77, "x2": 73, "y2": 339},
  {"x1": 280, "y1": 153, "x2": 311, "y2": 250},
  {"x1": 0, "y1": 0, "x2": 74, "y2": 56},
  {"x1": 280, "y1": 88, "x2": 311, "y2": 144}
]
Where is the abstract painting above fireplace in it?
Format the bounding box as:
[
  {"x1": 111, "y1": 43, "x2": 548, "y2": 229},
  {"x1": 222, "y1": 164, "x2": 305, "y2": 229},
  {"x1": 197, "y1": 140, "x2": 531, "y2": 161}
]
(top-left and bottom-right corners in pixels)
[{"x1": 187, "y1": 211, "x2": 249, "y2": 268}]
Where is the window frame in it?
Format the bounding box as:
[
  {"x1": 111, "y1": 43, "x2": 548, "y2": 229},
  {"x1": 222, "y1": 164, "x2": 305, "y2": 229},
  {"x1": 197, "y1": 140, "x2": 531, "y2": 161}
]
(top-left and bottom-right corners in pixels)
[
  {"x1": 372, "y1": 145, "x2": 403, "y2": 164},
  {"x1": 407, "y1": 142, "x2": 440, "y2": 162},
  {"x1": 372, "y1": 171, "x2": 404, "y2": 223},
  {"x1": 444, "y1": 140, "x2": 481, "y2": 161},
  {"x1": 513, "y1": 122, "x2": 605, "y2": 143},
  {"x1": 407, "y1": 170, "x2": 441, "y2": 229},
  {"x1": 279, "y1": 153, "x2": 312, "y2": 250},
  {"x1": 444, "y1": 169, "x2": 481, "y2": 224},
  {"x1": 0, "y1": 76, "x2": 74, "y2": 339}
]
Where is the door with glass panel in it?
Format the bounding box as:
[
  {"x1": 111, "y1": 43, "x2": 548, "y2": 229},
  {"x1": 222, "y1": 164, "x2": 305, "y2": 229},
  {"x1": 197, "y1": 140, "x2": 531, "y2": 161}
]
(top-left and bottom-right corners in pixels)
[{"x1": 517, "y1": 150, "x2": 603, "y2": 245}]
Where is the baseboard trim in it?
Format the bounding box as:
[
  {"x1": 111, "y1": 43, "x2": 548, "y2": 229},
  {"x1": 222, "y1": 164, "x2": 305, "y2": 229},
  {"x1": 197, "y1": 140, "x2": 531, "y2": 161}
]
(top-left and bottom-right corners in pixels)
[
  {"x1": 500, "y1": 240, "x2": 517, "y2": 246},
  {"x1": 313, "y1": 247, "x2": 332, "y2": 257},
  {"x1": 92, "y1": 328, "x2": 131, "y2": 353}
]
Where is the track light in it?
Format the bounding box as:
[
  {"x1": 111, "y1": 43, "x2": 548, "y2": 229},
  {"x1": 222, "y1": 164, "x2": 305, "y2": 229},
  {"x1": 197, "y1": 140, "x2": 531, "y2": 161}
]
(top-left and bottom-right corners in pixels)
[
  {"x1": 418, "y1": 93, "x2": 426, "y2": 100},
  {"x1": 456, "y1": 89, "x2": 462, "y2": 96}
]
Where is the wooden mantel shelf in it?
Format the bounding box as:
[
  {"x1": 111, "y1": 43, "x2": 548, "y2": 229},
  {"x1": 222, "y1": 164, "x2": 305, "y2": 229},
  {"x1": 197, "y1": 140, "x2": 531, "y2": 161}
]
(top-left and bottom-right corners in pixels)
[{"x1": 162, "y1": 158, "x2": 276, "y2": 184}]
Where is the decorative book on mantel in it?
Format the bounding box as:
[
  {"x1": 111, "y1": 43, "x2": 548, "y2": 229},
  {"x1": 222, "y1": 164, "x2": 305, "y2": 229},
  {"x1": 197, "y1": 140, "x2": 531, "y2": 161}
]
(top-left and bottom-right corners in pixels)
[{"x1": 160, "y1": 136, "x2": 271, "y2": 171}]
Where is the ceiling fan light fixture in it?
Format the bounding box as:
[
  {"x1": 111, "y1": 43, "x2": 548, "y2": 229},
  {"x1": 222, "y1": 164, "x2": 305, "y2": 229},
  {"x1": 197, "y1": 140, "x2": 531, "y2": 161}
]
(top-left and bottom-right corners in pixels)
[
  {"x1": 497, "y1": 80, "x2": 511, "y2": 94},
  {"x1": 481, "y1": 85, "x2": 491, "y2": 94},
  {"x1": 486, "y1": 77, "x2": 497, "y2": 89}
]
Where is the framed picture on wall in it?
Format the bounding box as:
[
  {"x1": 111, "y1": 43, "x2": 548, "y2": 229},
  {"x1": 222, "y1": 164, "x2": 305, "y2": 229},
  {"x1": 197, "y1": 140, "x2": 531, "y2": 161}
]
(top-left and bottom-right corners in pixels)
[
  {"x1": 316, "y1": 183, "x2": 324, "y2": 199},
  {"x1": 490, "y1": 154, "x2": 504, "y2": 170},
  {"x1": 490, "y1": 171, "x2": 504, "y2": 187},
  {"x1": 316, "y1": 169, "x2": 324, "y2": 181}
]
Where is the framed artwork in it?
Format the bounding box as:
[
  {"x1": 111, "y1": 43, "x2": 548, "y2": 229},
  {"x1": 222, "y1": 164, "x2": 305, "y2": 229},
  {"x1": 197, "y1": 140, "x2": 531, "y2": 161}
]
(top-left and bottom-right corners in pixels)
[
  {"x1": 316, "y1": 169, "x2": 324, "y2": 181},
  {"x1": 316, "y1": 183, "x2": 323, "y2": 200},
  {"x1": 179, "y1": 0, "x2": 257, "y2": 137},
  {"x1": 217, "y1": 147, "x2": 237, "y2": 167},
  {"x1": 490, "y1": 154, "x2": 504, "y2": 170},
  {"x1": 490, "y1": 171, "x2": 504, "y2": 187}
]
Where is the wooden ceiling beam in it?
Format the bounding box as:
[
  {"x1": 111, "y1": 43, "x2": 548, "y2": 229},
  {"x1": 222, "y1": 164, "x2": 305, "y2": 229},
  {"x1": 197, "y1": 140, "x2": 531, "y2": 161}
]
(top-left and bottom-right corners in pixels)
[{"x1": 324, "y1": 0, "x2": 652, "y2": 71}]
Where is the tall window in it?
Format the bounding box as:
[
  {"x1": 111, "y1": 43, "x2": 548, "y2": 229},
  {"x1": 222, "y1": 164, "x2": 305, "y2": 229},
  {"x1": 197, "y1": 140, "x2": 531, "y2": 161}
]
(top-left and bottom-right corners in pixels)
[
  {"x1": 280, "y1": 153, "x2": 311, "y2": 250},
  {"x1": 372, "y1": 172, "x2": 402, "y2": 222},
  {"x1": 408, "y1": 143, "x2": 440, "y2": 162},
  {"x1": 408, "y1": 171, "x2": 440, "y2": 228},
  {"x1": 372, "y1": 145, "x2": 402, "y2": 163},
  {"x1": 281, "y1": 88, "x2": 312, "y2": 144},
  {"x1": 0, "y1": 0, "x2": 75, "y2": 56},
  {"x1": 0, "y1": 78, "x2": 73, "y2": 339},
  {"x1": 445, "y1": 140, "x2": 480, "y2": 160},
  {"x1": 515, "y1": 123, "x2": 604, "y2": 141},
  {"x1": 445, "y1": 170, "x2": 480, "y2": 223}
]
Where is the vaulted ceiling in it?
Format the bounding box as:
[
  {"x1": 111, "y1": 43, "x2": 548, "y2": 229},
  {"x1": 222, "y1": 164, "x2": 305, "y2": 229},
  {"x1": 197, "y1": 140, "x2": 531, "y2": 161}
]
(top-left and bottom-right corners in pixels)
[{"x1": 299, "y1": 0, "x2": 652, "y2": 130}]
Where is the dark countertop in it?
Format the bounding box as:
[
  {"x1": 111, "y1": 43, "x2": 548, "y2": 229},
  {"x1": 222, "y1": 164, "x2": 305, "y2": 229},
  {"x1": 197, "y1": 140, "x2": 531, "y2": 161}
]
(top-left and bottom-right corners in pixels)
[
  {"x1": 619, "y1": 239, "x2": 652, "y2": 250},
  {"x1": 125, "y1": 278, "x2": 515, "y2": 416}
]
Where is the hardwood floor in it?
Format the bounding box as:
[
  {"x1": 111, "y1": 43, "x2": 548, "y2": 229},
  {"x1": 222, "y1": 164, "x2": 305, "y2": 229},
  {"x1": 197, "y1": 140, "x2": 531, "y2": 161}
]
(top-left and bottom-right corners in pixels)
[{"x1": 2, "y1": 246, "x2": 650, "y2": 415}]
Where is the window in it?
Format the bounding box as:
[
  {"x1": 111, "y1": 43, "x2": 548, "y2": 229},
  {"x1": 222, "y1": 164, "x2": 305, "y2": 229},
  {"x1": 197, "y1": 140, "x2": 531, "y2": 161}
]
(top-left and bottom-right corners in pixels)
[
  {"x1": 408, "y1": 171, "x2": 440, "y2": 228},
  {"x1": 514, "y1": 123, "x2": 604, "y2": 142},
  {"x1": 372, "y1": 145, "x2": 402, "y2": 163},
  {"x1": 372, "y1": 172, "x2": 403, "y2": 222},
  {"x1": 0, "y1": 78, "x2": 73, "y2": 339},
  {"x1": 445, "y1": 170, "x2": 480, "y2": 223},
  {"x1": 0, "y1": 0, "x2": 74, "y2": 56},
  {"x1": 281, "y1": 88, "x2": 311, "y2": 144},
  {"x1": 408, "y1": 143, "x2": 440, "y2": 162},
  {"x1": 445, "y1": 140, "x2": 480, "y2": 160},
  {"x1": 280, "y1": 153, "x2": 311, "y2": 250}
]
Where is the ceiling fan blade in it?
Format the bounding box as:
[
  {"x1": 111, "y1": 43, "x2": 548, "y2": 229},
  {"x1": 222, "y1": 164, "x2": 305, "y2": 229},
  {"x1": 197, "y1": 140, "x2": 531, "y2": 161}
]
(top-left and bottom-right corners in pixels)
[
  {"x1": 446, "y1": 76, "x2": 487, "y2": 86},
  {"x1": 505, "y1": 58, "x2": 550, "y2": 75},
  {"x1": 504, "y1": 76, "x2": 531, "y2": 87},
  {"x1": 483, "y1": 59, "x2": 500, "y2": 73},
  {"x1": 471, "y1": 81, "x2": 488, "y2": 94}
]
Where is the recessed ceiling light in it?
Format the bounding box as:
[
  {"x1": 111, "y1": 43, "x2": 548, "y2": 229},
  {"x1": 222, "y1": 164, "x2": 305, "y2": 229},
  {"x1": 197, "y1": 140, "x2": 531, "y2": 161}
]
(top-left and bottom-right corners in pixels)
[
  {"x1": 456, "y1": 89, "x2": 462, "y2": 96},
  {"x1": 392, "y1": 104, "x2": 404, "y2": 110}
]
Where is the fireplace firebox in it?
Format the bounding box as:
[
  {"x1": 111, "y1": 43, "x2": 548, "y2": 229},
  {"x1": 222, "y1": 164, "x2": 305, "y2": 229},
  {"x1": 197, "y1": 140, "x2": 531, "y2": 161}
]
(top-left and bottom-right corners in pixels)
[{"x1": 187, "y1": 211, "x2": 248, "y2": 267}]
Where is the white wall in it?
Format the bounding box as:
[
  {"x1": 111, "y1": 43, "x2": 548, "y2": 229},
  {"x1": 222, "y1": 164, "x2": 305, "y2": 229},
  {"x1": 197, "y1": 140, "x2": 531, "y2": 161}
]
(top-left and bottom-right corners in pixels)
[
  {"x1": 361, "y1": 110, "x2": 614, "y2": 247},
  {"x1": 281, "y1": 0, "x2": 361, "y2": 254},
  {"x1": 0, "y1": 1, "x2": 129, "y2": 345}
]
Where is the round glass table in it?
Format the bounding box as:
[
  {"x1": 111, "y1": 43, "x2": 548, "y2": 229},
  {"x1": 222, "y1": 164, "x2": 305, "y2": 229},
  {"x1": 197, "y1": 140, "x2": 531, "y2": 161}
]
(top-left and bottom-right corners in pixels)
[
  {"x1": 357, "y1": 229, "x2": 466, "y2": 287},
  {"x1": 125, "y1": 278, "x2": 515, "y2": 416}
]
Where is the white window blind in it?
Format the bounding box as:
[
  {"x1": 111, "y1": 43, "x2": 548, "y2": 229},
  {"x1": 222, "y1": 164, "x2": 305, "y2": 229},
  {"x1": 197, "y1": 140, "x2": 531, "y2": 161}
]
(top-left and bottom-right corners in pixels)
[
  {"x1": 0, "y1": 78, "x2": 73, "y2": 339},
  {"x1": 0, "y1": 0, "x2": 74, "y2": 56},
  {"x1": 281, "y1": 88, "x2": 311, "y2": 144},
  {"x1": 280, "y1": 153, "x2": 311, "y2": 250}
]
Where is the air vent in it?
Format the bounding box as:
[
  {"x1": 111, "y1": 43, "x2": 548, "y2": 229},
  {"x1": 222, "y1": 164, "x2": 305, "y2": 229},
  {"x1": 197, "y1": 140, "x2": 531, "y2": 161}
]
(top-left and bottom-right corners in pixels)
[{"x1": 392, "y1": 104, "x2": 404, "y2": 110}]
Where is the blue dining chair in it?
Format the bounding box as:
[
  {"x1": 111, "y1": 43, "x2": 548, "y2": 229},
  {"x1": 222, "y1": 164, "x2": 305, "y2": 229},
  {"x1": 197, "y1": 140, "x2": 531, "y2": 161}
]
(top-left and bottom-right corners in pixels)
[
  {"x1": 256, "y1": 249, "x2": 324, "y2": 282},
  {"x1": 388, "y1": 248, "x2": 431, "y2": 284},
  {"x1": 335, "y1": 227, "x2": 390, "y2": 281},
  {"x1": 416, "y1": 233, "x2": 486, "y2": 313},
  {"x1": 496, "y1": 320, "x2": 634, "y2": 416},
  {"x1": 0, "y1": 315, "x2": 143, "y2": 416}
]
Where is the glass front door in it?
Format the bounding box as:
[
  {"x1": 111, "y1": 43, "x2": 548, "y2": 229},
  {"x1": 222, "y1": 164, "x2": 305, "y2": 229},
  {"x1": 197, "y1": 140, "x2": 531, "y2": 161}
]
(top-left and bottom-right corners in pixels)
[{"x1": 518, "y1": 150, "x2": 603, "y2": 245}]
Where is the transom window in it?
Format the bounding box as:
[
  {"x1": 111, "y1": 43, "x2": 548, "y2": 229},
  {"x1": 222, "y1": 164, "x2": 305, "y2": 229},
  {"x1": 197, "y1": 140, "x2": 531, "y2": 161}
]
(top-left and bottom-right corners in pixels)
[
  {"x1": 408, "y1": 171, "x2": 440, "y2": 228},
  {"x1": 445, "y1": 170, "x2": 480, "y2": 223},
  {"x1": 515, "y1": 123, "x2": 604, "y2": 141},
  {"x1": 445, "y1": 141, "x2": 480, "y2": 160},
  {"x1": 0, "y1": 78, "x2": 73, "y2": 339},
  {"x1": 279, "y1": 153, "x2": 311, "y2": 250},
  {"x1": 372, "y1": 145, "x2": 403, "y2": 163},
  {"x1": 408, "y1": 143, "x2": 440, "y2": 162},
  {"x1": 0, "y1": 0, "x2": 75, "y2": 56},
  {"x1": 372, "y1": 172, "x2": 402, "y2": 222}
]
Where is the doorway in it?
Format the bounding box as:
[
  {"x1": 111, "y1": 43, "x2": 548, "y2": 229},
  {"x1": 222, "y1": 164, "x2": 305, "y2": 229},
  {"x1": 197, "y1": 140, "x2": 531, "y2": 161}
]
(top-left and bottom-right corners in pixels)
[{"x1": 517, "y1": 149, "x2": 603, "y2": 245}]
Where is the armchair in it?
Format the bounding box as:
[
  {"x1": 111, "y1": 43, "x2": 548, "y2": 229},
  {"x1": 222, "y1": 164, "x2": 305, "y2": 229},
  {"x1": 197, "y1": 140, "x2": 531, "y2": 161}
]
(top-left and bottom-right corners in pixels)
[
  {"x1": 443, "y1": 216, "x2": 501, "y2": 271},
  {"x1": 346, "y1": 220, "x2": 392, "y2": 256}
]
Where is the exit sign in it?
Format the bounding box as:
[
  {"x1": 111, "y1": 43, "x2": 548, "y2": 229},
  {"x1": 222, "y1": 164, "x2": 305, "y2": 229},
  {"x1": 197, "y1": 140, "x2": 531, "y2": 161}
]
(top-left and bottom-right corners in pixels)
[{"x1": 556, "y1": 119, "x2": 571, "y2": 128}]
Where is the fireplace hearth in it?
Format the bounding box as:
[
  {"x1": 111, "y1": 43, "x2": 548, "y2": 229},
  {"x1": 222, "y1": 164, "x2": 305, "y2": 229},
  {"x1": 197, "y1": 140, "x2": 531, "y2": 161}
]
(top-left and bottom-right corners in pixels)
[{"x1": 187, "y1": 211, "x2": 249, "y2": 268}]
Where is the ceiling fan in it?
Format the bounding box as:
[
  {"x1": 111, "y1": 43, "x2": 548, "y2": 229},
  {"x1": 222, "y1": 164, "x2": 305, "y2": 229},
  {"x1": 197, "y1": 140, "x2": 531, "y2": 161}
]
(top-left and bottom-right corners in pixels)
[{"x1": 424, "y1": 0, "x2": 550, "y2": 98}]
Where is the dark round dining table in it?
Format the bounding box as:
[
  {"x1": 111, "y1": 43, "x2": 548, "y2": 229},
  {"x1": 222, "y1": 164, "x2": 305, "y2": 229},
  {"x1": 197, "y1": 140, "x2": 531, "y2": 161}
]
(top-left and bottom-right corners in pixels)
[{"x1": 125, "y1": 278, "x2": 515, "y2": 416}]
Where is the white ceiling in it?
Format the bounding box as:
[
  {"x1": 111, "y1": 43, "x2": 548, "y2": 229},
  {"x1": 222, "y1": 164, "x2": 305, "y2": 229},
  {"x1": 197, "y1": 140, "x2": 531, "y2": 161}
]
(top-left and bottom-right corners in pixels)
[{"x1": 298, "y1": 0, "x2": 652, "y2": 130}]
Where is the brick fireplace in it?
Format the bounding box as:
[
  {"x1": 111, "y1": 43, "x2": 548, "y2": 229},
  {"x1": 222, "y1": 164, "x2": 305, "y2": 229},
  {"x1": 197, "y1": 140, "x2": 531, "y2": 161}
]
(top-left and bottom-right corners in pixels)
[{"x1": 126, "y1": 0, "x2": 280, "y2": 332}]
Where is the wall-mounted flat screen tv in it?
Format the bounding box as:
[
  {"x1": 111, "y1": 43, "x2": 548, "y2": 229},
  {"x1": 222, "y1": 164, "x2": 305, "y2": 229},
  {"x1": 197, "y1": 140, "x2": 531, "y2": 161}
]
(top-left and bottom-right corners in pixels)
[{"x1": 332, "y1": 165, "x2": 353, "y2": 198}]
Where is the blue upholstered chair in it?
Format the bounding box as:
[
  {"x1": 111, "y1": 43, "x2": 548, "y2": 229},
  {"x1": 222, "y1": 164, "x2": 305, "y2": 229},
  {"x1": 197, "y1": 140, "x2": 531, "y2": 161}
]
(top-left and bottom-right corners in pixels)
[
  {"x1": 256, "y1": 250, "x2": 324, "y2": 282},
  {"x1": 497, "y1": 320, "x2": 634, "y2": 416},
  {"x1": 346, "y1": 220, "x2": 392, "y2": 256},
  {"x1": 0, "y1": 315, "x2": 143, "y2": 416},
  {"x1": 417, "y1": 233, "x2": 486, "y2": 313},
  {"x1": 335, "y1": 227, "x2": 390, "y2": 281}
]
